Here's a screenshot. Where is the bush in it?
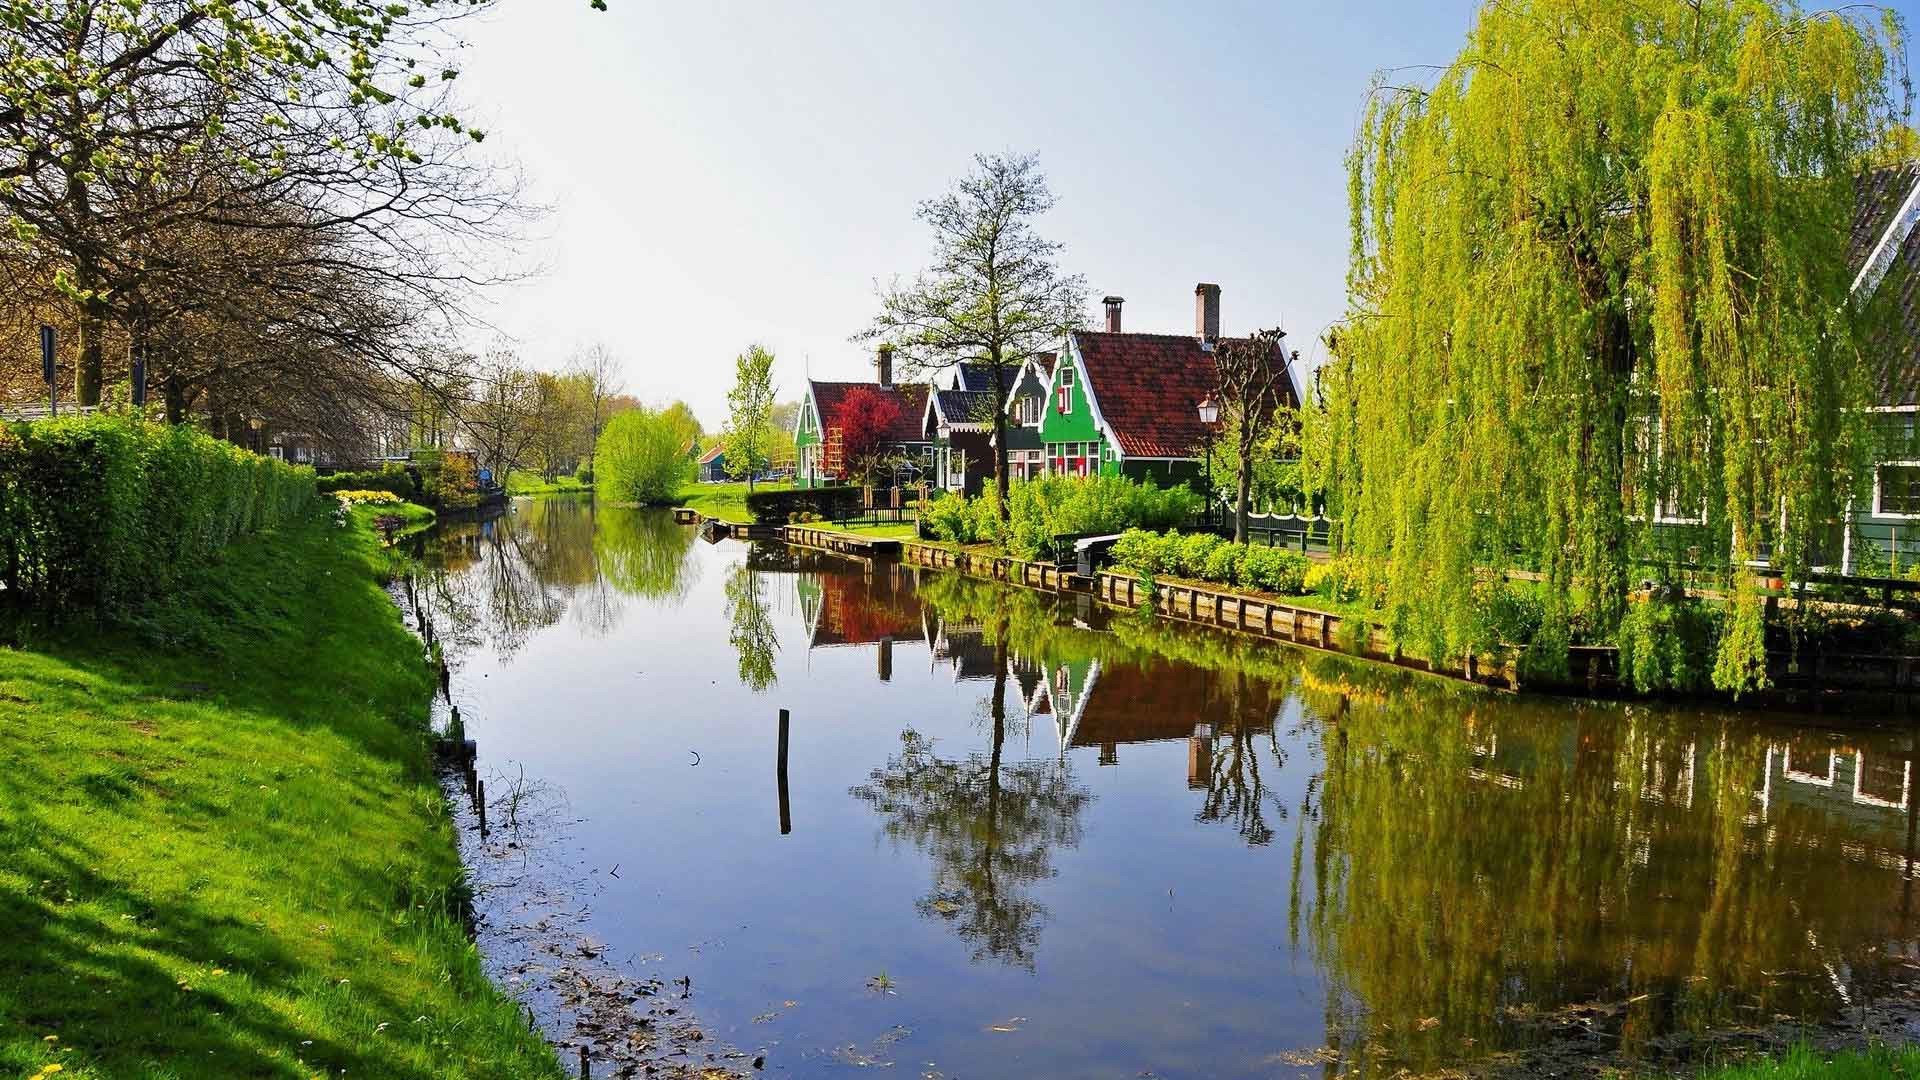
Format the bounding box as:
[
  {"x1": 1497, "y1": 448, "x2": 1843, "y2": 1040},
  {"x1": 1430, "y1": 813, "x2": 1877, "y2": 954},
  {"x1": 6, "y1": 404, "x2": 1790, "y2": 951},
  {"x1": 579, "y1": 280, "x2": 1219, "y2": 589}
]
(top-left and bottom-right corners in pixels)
[
  {"x1": 923, "y1": 491, "x2": 976, "y2": 543},
  {"x1": 1241, "y1": 547, "x2": 1310, "y2": 594},
  {"x1": 317, "y1": 465, "x2": 415, "y2": 500},
  {"x1": 1175, "y1": 533, "x2": 1222, "y2": 577},
  {"x1": 0, "y1": 415, "x2": 315, "y2": 618},
  {"x1": 934, "y1": 475, "x2": 1202, "y2": 560},
  {"x1": 1202, "y1": 542, "x2": 1246, "y2": 585},
  {"x1": 333, "y1": 489, "x2": 401, "y2": 505},
  {"x1": 416, "y1": 452, "x2": 479, "y2": 510}
]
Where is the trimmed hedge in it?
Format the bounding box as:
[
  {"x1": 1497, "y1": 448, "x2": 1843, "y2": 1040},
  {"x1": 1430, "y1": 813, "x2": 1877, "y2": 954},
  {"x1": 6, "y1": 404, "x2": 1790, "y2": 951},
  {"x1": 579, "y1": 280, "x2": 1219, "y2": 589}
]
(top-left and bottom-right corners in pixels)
[
  {"x1": 0, "y1": 415, "x2": 316, "y2": 617},
  {"x1": 746, "y1": 486, "x2": 864, "y2": 523}
]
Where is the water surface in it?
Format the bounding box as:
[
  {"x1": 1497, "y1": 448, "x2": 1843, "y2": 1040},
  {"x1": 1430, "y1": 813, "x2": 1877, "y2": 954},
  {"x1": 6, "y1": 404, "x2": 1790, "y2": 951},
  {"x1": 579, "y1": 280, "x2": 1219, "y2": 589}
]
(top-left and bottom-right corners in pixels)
[{"x1": 415, "y1": 497, "x2": 1920, "y2": 1078}]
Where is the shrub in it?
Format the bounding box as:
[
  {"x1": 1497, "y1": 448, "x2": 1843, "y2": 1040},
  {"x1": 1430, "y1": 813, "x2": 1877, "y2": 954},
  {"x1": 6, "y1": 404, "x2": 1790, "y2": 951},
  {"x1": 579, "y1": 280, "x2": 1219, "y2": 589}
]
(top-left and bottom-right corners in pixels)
[
  {"x1": 1175, "y1": 533, "x2": 1222, "y2": 577},
  {"x1": 923, "y1": 491, "x2": 976, "y2": 543},
  {"x1": 0, "y1": 415, "x2": 315, "y2": 618},
  {"x1": 1110, "y1": 529, "x2": 1161, "y2": 575},
  {"x1": 1241, "y1": 547, "x2": 1310, "y2": 594},
  {"x1": 333, "y1": 489, "x2": 401, "y2": 505},
  {"x1": 1202, "y1": 542, "x2": 1246, "y2": 585}
]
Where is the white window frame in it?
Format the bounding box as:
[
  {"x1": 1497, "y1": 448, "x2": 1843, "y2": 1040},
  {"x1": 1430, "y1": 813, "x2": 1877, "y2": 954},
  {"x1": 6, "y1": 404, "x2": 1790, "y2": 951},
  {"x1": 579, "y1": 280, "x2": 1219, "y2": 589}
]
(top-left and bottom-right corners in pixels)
[
  {"x1": 1057, "y1": 368, "x2": 1074, "y2": 414},
  {"x1": 1873, "y1": 460, "x2": 1920, "y2": 519},
  {"x1": 1783, "y1": 746, "x2": 1838, "y2": 788}
]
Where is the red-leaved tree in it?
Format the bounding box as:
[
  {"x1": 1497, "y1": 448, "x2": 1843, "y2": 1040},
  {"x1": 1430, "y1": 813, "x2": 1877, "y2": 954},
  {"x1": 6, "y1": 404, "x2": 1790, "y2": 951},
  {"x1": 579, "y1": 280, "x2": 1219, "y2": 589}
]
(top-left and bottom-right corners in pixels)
[{"x1": 830, "y1": 387, "x2": 904, "y2": 485}]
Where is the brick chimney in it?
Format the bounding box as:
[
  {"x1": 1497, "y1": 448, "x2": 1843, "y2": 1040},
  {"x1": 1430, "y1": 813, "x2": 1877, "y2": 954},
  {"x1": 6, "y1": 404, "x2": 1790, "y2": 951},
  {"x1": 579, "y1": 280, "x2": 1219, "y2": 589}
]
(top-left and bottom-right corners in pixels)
[
  {"x1": 876, "y1": 343, "x2": 894, "y2": 387},
  {"x1": 1102, "y1": 295, "x2": 1125, "y2": 333},
  {"x1": 1195, "y1": 283, "x2": 1221, "y2": 342}
]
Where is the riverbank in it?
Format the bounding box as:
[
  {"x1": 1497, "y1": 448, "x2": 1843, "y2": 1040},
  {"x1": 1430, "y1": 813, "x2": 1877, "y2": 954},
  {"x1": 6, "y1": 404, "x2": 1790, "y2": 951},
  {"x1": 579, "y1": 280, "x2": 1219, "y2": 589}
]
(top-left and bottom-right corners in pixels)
[
  {"x1": 0, "y1": 507, "x2": 561, "y2": 1079},
  {"x1": 1700, "y1": 1045, "x2": 1920, "y2": 1079}
]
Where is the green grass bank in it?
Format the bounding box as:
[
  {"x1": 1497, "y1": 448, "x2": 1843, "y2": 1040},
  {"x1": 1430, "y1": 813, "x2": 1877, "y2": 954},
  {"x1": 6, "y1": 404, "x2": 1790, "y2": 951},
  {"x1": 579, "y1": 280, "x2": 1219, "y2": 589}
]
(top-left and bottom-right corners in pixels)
[
  {"x1": 0, "y1": 506, "x2": 560, "y2": 1079},
  {"x1": 1697, "y1": 1045, "x2": 1920, "y2": 1079}
]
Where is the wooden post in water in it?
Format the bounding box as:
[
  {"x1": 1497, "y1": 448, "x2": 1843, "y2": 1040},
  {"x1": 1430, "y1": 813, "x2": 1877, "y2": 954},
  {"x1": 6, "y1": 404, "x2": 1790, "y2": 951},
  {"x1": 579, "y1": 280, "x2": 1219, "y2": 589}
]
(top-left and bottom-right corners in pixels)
[
  {"x1": 877, "y1": 636, "x2": 893, "y2": 682},
  {"x1": 777, "y1": 708, "x2": 791, "y2": 836},
  {"x1": 579, "y1": 1043, "x2": 590, "y2": 1078},
  {"x1": 476, "y1": 780, "x2": 487, "y2": 836}
]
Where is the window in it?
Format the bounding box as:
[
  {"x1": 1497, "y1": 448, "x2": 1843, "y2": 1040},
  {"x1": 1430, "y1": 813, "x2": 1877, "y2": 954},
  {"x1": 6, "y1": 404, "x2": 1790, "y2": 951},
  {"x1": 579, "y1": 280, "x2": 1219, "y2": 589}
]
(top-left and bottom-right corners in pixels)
[
  {"x1": 1057, "y1": 369, "x2": 1074, "y2": 414},
  {"x1": 1877, "y1": 463, "x2": 1920, "y2": 517}
]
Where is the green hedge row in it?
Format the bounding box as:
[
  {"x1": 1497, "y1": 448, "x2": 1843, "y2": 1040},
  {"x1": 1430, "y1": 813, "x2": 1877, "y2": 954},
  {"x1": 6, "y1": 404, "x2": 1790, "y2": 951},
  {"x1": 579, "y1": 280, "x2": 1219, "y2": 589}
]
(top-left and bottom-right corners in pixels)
[
  {"x1": 0, "y1": 415, "x2": 316, "y2": 616},
  {"x1": 922, "y1": 476, "x2": 1202, "y2": 560},
  {"x1": 1111, "y1": 528, "x2": 1313, "y2": 595}
]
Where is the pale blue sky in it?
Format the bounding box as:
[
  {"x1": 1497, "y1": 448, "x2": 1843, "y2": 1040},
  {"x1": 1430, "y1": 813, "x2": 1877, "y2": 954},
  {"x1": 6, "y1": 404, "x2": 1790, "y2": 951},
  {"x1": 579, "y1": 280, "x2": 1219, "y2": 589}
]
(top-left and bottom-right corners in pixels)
[{"x1": 455, "y1": 1, "x2": 1919, "y2": 428}]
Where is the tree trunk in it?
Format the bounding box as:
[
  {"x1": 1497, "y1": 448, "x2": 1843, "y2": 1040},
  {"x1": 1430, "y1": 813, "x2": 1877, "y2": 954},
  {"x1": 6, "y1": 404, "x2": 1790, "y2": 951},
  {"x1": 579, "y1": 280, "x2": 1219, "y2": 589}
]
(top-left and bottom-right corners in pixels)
[
  {"x1": 991, "y1": 351, "x2": 1012, "y2": 521},
  {"x1": 163, "y1": 372, "x2": 187, "y2": 424},
  {"x1": 75, "y1": 287, "x2": 107, "y2": 408},
  {"x1": 1235, "y1": 453, "x2": 1254, "y2": 545}
]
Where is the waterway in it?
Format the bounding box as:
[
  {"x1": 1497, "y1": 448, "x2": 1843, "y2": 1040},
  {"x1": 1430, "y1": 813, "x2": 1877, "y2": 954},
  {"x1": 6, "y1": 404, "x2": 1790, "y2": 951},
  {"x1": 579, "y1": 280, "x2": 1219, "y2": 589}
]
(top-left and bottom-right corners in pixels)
[{"x1": 412, "y1": 496, "x2": 1920, "y2": 1078}]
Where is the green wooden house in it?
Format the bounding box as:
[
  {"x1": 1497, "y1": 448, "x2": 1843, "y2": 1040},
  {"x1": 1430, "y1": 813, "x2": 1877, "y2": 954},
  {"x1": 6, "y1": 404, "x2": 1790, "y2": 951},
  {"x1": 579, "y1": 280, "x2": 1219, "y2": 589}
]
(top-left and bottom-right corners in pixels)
[{"x1": 1035, "y1": 287, "x2": 1303, "y2": 486}]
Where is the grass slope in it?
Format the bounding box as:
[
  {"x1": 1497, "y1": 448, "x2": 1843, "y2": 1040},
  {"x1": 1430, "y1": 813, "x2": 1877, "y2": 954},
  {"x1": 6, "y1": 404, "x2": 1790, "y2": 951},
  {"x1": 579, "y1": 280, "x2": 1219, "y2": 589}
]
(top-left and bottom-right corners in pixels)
[{"x1": 0, "y1": 508, "x2": 560, "y2": 1080}]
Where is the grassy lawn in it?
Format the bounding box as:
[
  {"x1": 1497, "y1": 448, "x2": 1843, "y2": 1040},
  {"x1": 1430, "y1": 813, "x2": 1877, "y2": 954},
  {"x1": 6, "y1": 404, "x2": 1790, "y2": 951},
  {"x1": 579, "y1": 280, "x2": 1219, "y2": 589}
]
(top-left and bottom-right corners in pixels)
[
  {"x1": 675, "y1": 480, "x2": 792, "y2": 523},
  {"x1": 0, "y1": 506, "x2": 560, "y2": 1079},
  {"x1": 1698, "y1": 1045, "x2": 1920, "y2": 1079},
  {"x1": 506, "y1": 471, "x2": 591, "y2": 496}
]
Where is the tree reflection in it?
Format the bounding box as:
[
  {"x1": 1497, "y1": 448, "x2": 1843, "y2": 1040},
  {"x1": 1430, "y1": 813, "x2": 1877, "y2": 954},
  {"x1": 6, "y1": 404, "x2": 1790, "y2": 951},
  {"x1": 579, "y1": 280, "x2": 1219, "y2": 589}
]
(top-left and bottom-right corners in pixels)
[
  {"x1": 594, "y1": 506, "x2": 700, "y2": 601},
  {"x1": 724, "y1": 563, "x2": 779, "y2": 691},
  {"x1": 850, "y1": 621, "x2": 1092, "y2": 970},
  {"x1": 1295, "y1": 677, "x2": 1920, "y2": 1073},
  {"x1": 413, "y1": 503, "x2": 700, "y2": 661}
]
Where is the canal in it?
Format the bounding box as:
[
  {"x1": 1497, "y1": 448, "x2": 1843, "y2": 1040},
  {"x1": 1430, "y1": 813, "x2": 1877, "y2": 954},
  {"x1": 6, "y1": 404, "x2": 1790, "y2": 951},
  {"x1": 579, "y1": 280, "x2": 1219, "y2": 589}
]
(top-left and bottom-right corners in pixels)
[{"x1": 413, "y1": 497, "x2": 1920, "y2": 1078}]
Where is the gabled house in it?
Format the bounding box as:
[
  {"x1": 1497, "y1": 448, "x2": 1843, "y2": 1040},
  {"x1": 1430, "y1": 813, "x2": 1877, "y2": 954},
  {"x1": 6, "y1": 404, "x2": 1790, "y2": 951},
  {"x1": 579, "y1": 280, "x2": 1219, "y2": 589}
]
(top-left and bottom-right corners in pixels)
[
  {"x1": 923, "y1": 361, "x2": 1023, "y2": 495},
  {"x1": 793, "y1": 345, "x2": 931, "y2": 488},
  {"x1": 997, "y1": 353, "x2": 1056, "y2": 483},
  {"x1": 1842, "y1": 163, "x2": 1920, "y2": 570},
  {"x1": 1036, "y1": 286, "x2": 1305, "y2": 486},
  {"x1": 695, "y1": 444, "x2": 727, "y2": 483}
]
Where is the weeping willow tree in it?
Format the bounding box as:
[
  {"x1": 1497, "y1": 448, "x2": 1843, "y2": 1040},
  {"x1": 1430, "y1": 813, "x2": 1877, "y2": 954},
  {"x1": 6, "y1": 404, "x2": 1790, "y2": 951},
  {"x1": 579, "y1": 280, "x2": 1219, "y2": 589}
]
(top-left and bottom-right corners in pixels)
[{"x1": 1318, "y1": 0, "x2": 1910, "y2": 692}]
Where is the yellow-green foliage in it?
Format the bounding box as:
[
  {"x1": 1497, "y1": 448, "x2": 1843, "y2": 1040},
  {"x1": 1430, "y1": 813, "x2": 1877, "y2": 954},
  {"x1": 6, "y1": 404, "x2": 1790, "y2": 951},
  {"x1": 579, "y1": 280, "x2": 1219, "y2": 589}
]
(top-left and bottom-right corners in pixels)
[
  {"x1": 596, "y1": 405, "x2": 700, "y2": 505},
  {"x1": 0, "y1": 415, "x2": 315, "y2": 618},
  {"x1": 0, "y1": 509, "x2": 560, "y2": 1079},
  {"x1": 1317, "y1": 0, "x2": 1904, "y2": 692}
]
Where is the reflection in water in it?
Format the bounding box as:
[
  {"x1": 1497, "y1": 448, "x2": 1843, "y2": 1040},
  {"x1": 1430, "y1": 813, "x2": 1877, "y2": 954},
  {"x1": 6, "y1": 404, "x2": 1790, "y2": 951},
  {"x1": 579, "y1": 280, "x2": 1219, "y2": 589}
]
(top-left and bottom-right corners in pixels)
[
  {"x1": 415, "y1": 505, "x2": 1920, "y2": 1078},
  {"x1": 723, "y1": 564, "x2": 779, "y2": 691},
  {"x1": 850, "y1": 615, "x2": 1093, "y2": 971},
  {"x1": 417, "y1": 497, "x2": 698, "y2": 658}
]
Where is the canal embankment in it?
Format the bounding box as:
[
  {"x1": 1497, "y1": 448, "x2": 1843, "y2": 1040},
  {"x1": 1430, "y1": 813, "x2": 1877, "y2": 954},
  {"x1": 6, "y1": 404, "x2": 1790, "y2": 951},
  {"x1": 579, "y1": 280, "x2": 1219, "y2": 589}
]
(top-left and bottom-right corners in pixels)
[{"x1": 0, "y1": 504, "x2": 562, "y2": 1079}]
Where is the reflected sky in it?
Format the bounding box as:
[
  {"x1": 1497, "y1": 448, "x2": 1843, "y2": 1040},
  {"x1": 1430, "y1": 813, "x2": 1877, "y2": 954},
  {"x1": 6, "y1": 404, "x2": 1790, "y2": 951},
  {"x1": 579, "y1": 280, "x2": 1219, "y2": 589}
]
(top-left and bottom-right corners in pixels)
[{"x1": 413, "y1": 499, "x2": 1920, "y2": 1079}]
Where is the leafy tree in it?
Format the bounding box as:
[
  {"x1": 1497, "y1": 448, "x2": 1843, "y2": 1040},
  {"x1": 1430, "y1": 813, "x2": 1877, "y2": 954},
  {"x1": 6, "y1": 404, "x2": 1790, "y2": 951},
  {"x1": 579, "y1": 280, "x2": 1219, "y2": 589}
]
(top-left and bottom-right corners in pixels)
[
  {"x1": 1318, "y1": 0, "x2": 1906, "y2": 691},
  {"x1": 722, "y1": 344, "x2": 778, "y2": 493},
  {"x1": 861, "y1": 152, "x2": 1086, "y2": 516},
  {"x1": 1212, "y1": 328, "x2": 1297, "y2": 543},
  {"x1": 595, "y1": 402, "x2": 700, "y2": 505},
  {"x1": 830, "y1": 386, "x2": 903, "y2": 485},
  {"x1": 569, "y1": 343, "x2": 626, "y2": 481}
]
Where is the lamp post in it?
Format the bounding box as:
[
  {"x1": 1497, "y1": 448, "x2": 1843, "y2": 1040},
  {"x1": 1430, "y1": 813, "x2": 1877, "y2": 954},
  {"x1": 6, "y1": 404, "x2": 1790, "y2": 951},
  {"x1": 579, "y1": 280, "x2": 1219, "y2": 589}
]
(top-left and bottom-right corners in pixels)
[{"x1": 1197, "y1": 395, "x2": 1220, "y2": 526}]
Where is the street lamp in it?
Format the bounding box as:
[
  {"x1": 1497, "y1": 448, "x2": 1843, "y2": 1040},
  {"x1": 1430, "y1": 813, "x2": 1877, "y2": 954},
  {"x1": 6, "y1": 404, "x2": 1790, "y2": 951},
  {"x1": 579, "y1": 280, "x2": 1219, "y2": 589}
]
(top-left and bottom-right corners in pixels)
[{"x1": 1196, "y1": 395, "x2": 1220, "y2": 524}]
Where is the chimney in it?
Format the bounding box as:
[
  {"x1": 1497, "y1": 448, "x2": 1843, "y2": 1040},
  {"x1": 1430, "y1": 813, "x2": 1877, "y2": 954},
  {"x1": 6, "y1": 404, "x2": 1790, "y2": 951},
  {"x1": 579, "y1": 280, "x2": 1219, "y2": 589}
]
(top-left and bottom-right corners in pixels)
[
  {"x1": 876, "y1": 343, "x2": 894, "y2": 387},
  {"x1": 1102, "y1": 295, "x2": 1125, "y2": 333},
  {"x1": 1195, "y1": 283, "x2": 1221, "y2": 342}
]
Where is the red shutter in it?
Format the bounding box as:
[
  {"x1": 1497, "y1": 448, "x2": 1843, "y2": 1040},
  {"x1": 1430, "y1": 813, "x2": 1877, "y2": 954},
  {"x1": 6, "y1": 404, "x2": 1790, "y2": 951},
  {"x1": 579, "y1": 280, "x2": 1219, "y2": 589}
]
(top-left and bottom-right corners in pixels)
[{"x1": 1057, "y1": 383, "x2": 1069, "y2": 413}]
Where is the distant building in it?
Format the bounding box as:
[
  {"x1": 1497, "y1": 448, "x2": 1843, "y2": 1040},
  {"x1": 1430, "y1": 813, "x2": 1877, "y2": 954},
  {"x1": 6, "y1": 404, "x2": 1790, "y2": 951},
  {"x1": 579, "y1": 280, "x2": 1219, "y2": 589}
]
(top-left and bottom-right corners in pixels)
[
  {"x1": 696, "y1": 444, "x2": 727, "y2": 483},
  {"x1": 793, "y1": 345, "x2": 930, "y2": 488}
]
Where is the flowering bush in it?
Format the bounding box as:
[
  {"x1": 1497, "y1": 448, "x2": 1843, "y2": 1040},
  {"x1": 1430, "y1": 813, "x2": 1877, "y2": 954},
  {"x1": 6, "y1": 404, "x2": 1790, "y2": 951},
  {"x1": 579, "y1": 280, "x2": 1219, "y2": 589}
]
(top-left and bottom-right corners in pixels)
[{"x1": 332, "y1": 489, "x2": 401, "y2": 505}]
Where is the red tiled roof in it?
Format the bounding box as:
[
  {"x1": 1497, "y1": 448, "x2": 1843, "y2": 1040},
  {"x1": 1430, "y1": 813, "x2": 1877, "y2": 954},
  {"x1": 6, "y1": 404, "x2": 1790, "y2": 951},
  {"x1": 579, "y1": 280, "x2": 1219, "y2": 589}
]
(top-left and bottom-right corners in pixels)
[
  {"x1": 697, "y1": 445, "x2": 724, "y2": 464},
  {"x1": 1073, "y1": 332, "x2": 1299, "y2": 458},
  {"x1": 809, "y1": 380, "x2": 929, "y2": 444}
]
